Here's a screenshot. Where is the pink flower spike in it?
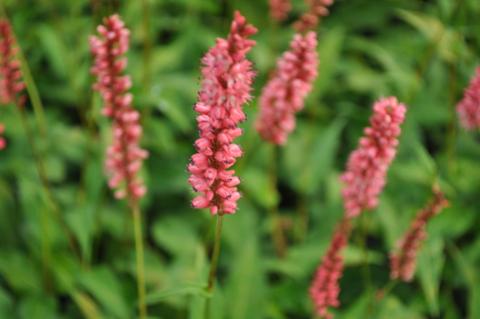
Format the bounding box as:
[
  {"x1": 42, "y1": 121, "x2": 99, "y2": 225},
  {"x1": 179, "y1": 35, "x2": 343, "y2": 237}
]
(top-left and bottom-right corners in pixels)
[
  {"x1": 269, "y1": 0, "x2": 292, "y2": 22},
  {"x1": 188, "y1": 11, "x2": 257, "y2": 215},
  {"x1": 255, "y1": 32, "x2": 318, "y2": 145},
  {"x1": 457, "y1": 67, "x2": 480, "y2": 130},
  {"x1": 0, "y1": 19, "x2": 26, "y2": 107},
  {"x1": 341, "y1": 97, "x2": 406, "y2": 218},
  {"x1": 294, "y1": 0, "x2": 335, "y2": 32},
  {"x1": 390, "y1": 188, "x2": 448, "y2": 282},
  {"x1": 90, "y1": 14, "x2": 148, "y2": 201},
  {"x1": 309, "y1": 217, "x2": 351, "y2": 319},
  {"x1": 0, "y1": 123, "x2": 5, "y2": 150}
]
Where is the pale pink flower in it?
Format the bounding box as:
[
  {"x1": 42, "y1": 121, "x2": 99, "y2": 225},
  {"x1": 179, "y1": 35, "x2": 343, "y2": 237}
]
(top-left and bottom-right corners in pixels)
[
  {"x1": 390, "y1": 188, "x2": 448, "y2": 282},
  {"x1": 294, "y1": 0, "x2": 334, "y2": 32},
  {"x1": 187, "y1": 11, "x2": 257, "y2": 215},
  {"x1": 0, "y1": 19, "x2": 25, "y2": 107},
  {"x1": 457, "y1": 67, "x2": 480, "y2": 130},
  {"x1": 310, "y1": 218, "x2": 351, "y2": 319},
  {"x1": 341, "y1": 97, "x2": 406, "y2": 218},
  {"x1": 90, "y1": 14, "x2": 148, "y2": 201},
  {"x1": 255, "y1": 32, "x2": 318, "y2": 145},
  {"x1": 269, "y1": 0, "x2": 292, "y2": 21}
]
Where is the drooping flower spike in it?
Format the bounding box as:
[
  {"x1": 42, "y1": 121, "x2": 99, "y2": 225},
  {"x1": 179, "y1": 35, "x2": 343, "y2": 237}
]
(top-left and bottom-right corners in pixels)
[
  {"x1": 255, "y1": 31, "x2": 318, "y2": 145},
  {"x1": 341, "y1": 97, "x2": 406, "y2": 218},
  {"x1": 457, "y1": 67, "x2": 480, "y2": 130},
  {"x1": 187, "y1": 11, "x2": 257, "y2": 215},
  {"x1": 0, "y1": 19, "x2": 25, "y2": 107},
  {"x1": 309, "y1": 217, "x2": 351, "y2": 319},
  {"x1": 90, "y1": 14, "x2": 148, "y2": 201},
  {"x1": 390, "y1": 187, "x2": 448, "y2": 282},
  {"x1": 294, "y1": 0, "x2": 335, "y2": 33},
  {"x1": 269, "y1": 0, "x2": 292, "y2": 22}
]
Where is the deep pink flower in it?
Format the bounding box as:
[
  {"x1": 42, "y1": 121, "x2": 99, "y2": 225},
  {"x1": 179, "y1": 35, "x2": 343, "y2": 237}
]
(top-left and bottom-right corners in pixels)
[
  {"x1": 90, "y1": 14, "x2": 148, "y2": 201},
  {"x1": 0, "y1": 123, "x2": 5, "y2": 150},
  {"x1": 390, "y1": 188, "x2": 448, "y2": 282},
  {"x1": 255, "y1": 32, "x2": 318, "y2": 145},
  {"x1": 187, "y1": 11, "x2": 257, "y2": 215},
  {"x1": 269, "y1": 0, "x2": 292, "y2": 21},
  {"x1": 341, "y1": 97, "x2": 406, "y2": 218},
  {"x1": 294, "y1": 0, "x2": 334, "y2": 32},
  {"x1": 0, "y1": 19, "x2": 25, "y2": 107},
  {"x1": 457, "y1": 67, "x2": 480, "y2": 130},
  {"x1": 310, "y1": 218, "x2": 351, "y2": 319}
]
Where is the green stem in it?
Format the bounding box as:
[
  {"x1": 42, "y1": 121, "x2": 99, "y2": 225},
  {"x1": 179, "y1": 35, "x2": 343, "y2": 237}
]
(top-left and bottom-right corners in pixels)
[
  {"x1": 269, "y1": 145, "x2": 287, "y2": 257},
  {"x1": 207, "y1": 214, "x2": 224, "y2": 293},
  {"x1": 141, "y1": 0, "x2": 152, "y2": 93},
  {"x1": 131, "y1": 201, "x2": 147, "y2": 319}
]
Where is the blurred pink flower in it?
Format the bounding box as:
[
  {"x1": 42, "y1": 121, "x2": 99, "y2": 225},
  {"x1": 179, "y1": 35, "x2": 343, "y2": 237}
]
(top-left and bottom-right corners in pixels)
[
  {"x1": 255, "y1": 32, "x2": 318, "y2": 145},
  {"x1": 390, "y1": 188, "x2": 448, "y2": 282},
  {"x1": 294, "y1": 0, "x2": 334, "y2": 32},
  {"x1": 269, "y1": 0, "x2": 292, "y2": 21},
  {"x1": 90, "y1": 14, "x2": 148, "y2": 201},
  {"x1": 310, "y1": 218, "x2": 351, "y2": 319},
  {"x1": 0, "y1": 123, "x2": 5, "y2": 150},
  {"x1": 341, "y1": 97, "x2": 406, "y2": 218},
  {"x1": 457, "y1": 67, "x2": 480, "y2": 130},
  {"x1": 0, "y1": 19, "x2": 25, "y2": 107},
  {"x1": 188, "y1": 11, "x2": 257, "y2": 215}
]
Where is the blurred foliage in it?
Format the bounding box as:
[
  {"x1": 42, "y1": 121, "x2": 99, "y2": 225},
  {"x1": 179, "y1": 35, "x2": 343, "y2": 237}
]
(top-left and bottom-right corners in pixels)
[{"x1": 0, "y1": 0, "x2": 479, "y2": 318}]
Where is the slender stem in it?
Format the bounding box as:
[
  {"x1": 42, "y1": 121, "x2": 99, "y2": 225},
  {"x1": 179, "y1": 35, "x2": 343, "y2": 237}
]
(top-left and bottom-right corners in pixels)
[
  {"x1": 207, "y1": 214, "x2": 224, "y2": 293},
  {"x1": 357, "y1": 213, "x2": 373, "y2": 315},
  {"x1": 141, "y1": 0, "x2": 152, "y2": 93},
  {"x1": 17, "y1": 106, "x2": 80, "y2": 257},
  {"x1": 131, "y1": 201, "x2": 147, "y2": 319},
  {"x1": 269, "y1": 145, "x2": 287, "y2": 257}
]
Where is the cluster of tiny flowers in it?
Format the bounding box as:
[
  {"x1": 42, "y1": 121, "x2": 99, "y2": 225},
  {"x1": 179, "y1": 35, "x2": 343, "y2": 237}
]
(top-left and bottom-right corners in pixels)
[
  {"x1": 269, "y1": 0, "x2": 292, "y2": 21},
  {"x1": 0, "y1": 19, "x2": 25, "y2": 107},
  {"x1": 390, "y1": 188, "x2": 448, "y2": 282},
  {"x1": 187, "y1": 11, "x2": 257, "y2": 215},
  {"x1": 457, "y1": 67, "x2": 480, "y2": 130},
  {"x1": 294, "y1": 0, "x2": 334, "y2": 32},
  {"x1": 90, "y1": 14, "x2": 148, "y2": 200},
  {"x1": 255, "y1": 32, "x2": 318, "y2": 145},
  {"x1": 341, "y1": 97, "x2": 406, "y2": 218},
  {"x1": 309, "y1": 218, "x2": 351, "y2": 319}
]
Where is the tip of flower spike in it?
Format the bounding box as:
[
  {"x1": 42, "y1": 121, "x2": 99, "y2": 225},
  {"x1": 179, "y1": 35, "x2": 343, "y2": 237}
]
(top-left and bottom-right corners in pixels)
[{"x1": 231, "y1": 11, "x2": 258, "y2": 37}]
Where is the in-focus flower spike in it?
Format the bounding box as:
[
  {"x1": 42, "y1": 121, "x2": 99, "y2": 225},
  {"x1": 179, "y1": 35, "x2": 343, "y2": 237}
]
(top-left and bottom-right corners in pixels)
[
  {"x1": 90, "y1": 14, "x2": 148, "y2": 201},
  {"x1": 269, "y1": 0, "x2": 292, "y2": 22},
  {"x1": 390, "y1": 188, "x2": 448, "y2": 282},
  {"x1": 457, "y1": 67, "x2": 480, "y2": 130},
  {"x1": 309, "y1": 217, "x2": 351, "y2": 319},
  {"x1": 255, "y1": 32, "x2": 318, "y2": 145},
  {"x1": 341, "y1": 97, "x2": 406, "y2": 218},
  {"x1": 294, "y1": 0, "x2": 334, "y2": 33},
  {"x1": 0, "y1": 19, "x2": 26, "y2": 107},
  {"x1": 187, "y1": 11, "x2": 257, "y2": 215}
]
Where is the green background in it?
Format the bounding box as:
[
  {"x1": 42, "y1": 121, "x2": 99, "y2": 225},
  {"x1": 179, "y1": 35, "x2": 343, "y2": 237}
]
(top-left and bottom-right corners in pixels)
[{"x1": 0, "y1": 0, "x2": 479, "y2": 318}]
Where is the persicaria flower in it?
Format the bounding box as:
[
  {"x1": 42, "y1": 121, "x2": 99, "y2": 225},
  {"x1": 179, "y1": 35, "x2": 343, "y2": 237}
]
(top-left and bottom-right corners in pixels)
[
  {"x1": 90, "y1": 14, "x2": 148, "y2": 201},
  {"x1": 341, "y1": 97, "x2": 406, "y2": 218},
  {"x1": 294, "y1": 0, "x2": 334, "y2": 32},
  {"x1": 0, "y1": 123, "x2": 5, "y2": 150},
  {"x1": 187, "y1": 11, "x2": 257, "y2": 215},
  {"x1": 390, "y1": 188, "x2": 448, "y2": 282},
  {"x1": 0, "y1": 19, "x2": 25, "y2": 107},
  {"x1": 309, "y1": 218, "x2": 351, "y2": 319},
  {"x1": 269, "y1": 0, "x2": 292, "y2": 22},
  {"x1": 457, "y1": 67, "x2": 480, "y2": 130},
  {"x1": 255, "y1": 32, "x2": 318, "y2": 145}
]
